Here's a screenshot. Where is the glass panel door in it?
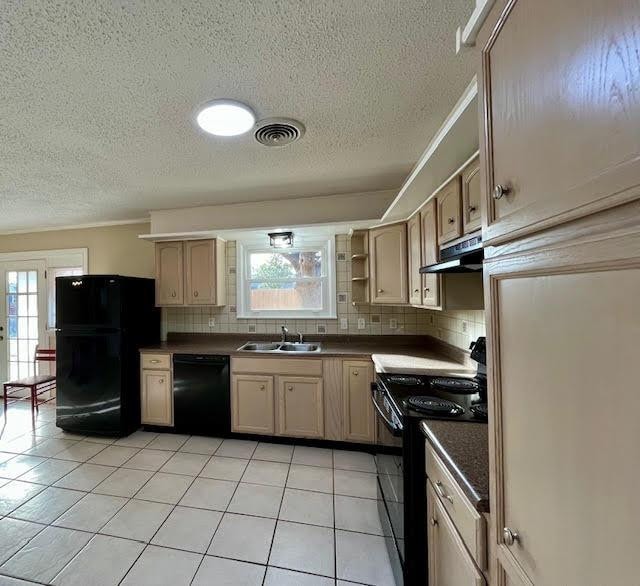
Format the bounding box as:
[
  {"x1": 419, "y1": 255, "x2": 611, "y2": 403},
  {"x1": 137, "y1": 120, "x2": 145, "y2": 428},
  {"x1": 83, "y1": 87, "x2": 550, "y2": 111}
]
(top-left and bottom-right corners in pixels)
[{"x1": 0, "y1": 261, "x2": 46, "y2": 384}]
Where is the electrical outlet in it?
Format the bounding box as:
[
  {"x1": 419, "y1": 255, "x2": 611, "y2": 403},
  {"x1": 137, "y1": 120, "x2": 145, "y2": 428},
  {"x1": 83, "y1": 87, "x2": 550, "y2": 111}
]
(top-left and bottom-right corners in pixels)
[
  {"x1": 208, "y1": 318, "x2": 215, "y2": 327},
  {"x1": 337, "y1": 293, "x2": 348, "y2": 303},
  {"x1": 357, "y1": 318, "x2": 366, "y2": 330},
  {"x1": 248, "y1": 324, "x2": 256, "y2": 334},
  {"x1": 371, "y1": 314, "x2": 381, "y2": 324},
  {"x1": 389, "y1": 318, "x2": 398, "y2": 330},
  {"x1": 340, "y1": 318, "x2": 349, "y2": 330},
  {"x1": 317, "y1": 324, "x2": 326, "y2": 334},
  {"x1": 462, "y1": 321, "x2": 468, "y2": 333}
]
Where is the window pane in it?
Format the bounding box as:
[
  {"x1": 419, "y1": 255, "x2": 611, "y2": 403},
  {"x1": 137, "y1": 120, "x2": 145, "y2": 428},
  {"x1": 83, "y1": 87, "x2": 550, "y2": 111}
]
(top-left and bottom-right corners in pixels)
[
  {"x1": 10, "y1": 362, "x2": 18, "y2": 380},
  {"x1": 250, "y1": 280, "x2": 323, "y2": 311},
  {"x1": 17, "y1": 272, "x2": 27, "y2": 293},
  {"x1": 28, "y1": 294, "x2": 38, "y2": 316},
  {"x1": 18, "y1": 317, "x2": 28, "y2": 339},
  {"x1": 9, "y1": 340, "x2": 17, "y2": 361},
  {"x1": 19, "y1": 362, "x2": 30, "y2": 378},
  {"x1": 249, "y1": 251, "x2": 322, "y2": 280},
  {"x1": 8, "y1": 317, "x2": 17, "y2": 339},
  {"x1": 7, "y1": 272, "x2": 17, "y2": 293},
  {"x1": 28, "y1": 317, "x2": 38, "y2": 339},
  {"x1": 8, "y1": 294, "x2": 17, "y2": 316},
  {"x1": 18, "y1": 339, "x2": 28, "y2": 362},
  {"x1": 18, "y1": 295, "x2": 28, "y2": 316},
  {"x1": 28, "y1": 271, "x2": 37, "y2": 293}
]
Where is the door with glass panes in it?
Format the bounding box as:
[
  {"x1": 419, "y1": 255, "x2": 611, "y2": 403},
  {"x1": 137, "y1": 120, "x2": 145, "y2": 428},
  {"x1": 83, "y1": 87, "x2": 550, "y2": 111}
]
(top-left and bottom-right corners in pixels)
[{"x1": 0, "y1": 262, "x2": 47, "y2": 384}]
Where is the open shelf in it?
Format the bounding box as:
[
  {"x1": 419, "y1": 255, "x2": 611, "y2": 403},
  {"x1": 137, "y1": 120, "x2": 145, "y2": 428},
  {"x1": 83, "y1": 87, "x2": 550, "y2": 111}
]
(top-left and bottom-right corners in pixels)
[{"x1": 349, "y1": 230, "x2": 370, "y2": 305}]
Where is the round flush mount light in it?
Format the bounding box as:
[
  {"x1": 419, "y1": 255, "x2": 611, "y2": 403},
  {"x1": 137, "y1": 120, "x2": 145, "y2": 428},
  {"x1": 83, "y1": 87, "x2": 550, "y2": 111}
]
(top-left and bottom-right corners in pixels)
[{"x1": 196, "y1": 100, "x2": 255, "y2": 136}]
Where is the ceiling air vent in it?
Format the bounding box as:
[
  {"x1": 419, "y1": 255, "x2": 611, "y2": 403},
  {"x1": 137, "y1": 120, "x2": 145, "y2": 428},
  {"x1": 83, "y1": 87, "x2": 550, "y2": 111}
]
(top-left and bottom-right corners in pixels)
[{"x1": 254, "y1": 118, "x2": 305, "y2": 147}]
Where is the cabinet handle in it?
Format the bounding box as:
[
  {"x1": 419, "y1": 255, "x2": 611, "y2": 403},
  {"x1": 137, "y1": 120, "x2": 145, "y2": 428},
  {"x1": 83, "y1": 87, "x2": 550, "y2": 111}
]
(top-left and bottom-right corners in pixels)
[
  {"x1": 468, "y1": 205, "x2": 477, "y2": 213},
  {"x1": 377, "y1": 289, "x2": 384, "y2": 293},
  {"x1": 171, "y1": 291, "x2": 176, "y2": 298},
  {"x1": 447, "y1": 217, "x2": 455, "y2": 224},
  {"x1": 434, "y1": 481, "x2": 453, "y2": 504},
  {"x1": 287, "y1": 386, "x2": 293, "y2": 391},
  {"x1": 430, "y1": 517, "x2": 438, "y2": 527},
  {"x1": 503, "y1": 527, "x2": 520, "y2": 546},
  {"x1": 493, "y1": 184, "x2": 511, "y2": 200},
  {"x1": 194, "y1": 291, "x2": 199, "y2": 297},
  {"x1": 150, "y1": 359, "x2": 160, "y2": 364}
]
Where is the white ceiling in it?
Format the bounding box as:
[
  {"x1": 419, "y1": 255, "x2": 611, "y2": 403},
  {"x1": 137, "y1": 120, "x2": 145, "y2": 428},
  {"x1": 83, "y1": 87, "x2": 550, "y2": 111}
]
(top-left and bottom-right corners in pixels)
[{"x1": 0, "y1": 0, "x2": 475, "y2": 232}]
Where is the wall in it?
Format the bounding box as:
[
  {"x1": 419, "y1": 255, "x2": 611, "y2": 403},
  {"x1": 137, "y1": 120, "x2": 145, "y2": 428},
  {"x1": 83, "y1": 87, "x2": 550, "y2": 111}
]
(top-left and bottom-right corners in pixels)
[
  {"x1": 163, "y1": 235, "x2": 486, "y2": 350},
  {"x1": 0, "y1": 223, "x2": 154, "y2": 278}
]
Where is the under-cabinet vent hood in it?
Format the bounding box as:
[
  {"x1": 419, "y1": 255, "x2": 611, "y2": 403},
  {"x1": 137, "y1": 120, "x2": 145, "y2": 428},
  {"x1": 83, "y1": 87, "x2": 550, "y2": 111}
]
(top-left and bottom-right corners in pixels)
[{"x1": 420, "y1": 233, "x2": 483, "y2": 274}]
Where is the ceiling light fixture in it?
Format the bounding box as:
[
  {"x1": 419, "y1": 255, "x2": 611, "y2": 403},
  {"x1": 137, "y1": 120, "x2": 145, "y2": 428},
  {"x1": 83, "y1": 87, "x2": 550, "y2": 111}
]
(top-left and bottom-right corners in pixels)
[
  {"x1": 268, "y1": 231, "x2": 294, "y2": 248},
  {"x1": 196, "y1": 100, "x2": 255, "y2": 136}
]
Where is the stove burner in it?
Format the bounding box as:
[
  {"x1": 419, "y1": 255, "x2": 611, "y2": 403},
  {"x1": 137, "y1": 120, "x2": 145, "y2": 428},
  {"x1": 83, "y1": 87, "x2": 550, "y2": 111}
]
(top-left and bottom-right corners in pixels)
[
  {"x1": 471, "y1": 404, "x2": 488, "y2": 420},
  {"x1": 430, "y1": 377, "x2": 479, "y2": 394},
  {"x1": 387, "y1": 375, "x2": 424, "y2": 386},
  {"x1": 406, "y1": 395, "x2": 464, "y2": 416}
]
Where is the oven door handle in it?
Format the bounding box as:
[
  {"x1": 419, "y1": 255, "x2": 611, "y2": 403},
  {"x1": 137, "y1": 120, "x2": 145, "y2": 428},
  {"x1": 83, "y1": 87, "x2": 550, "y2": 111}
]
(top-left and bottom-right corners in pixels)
[{"x1": 371, "y1": 385, "x2": 403, "y2": 437}]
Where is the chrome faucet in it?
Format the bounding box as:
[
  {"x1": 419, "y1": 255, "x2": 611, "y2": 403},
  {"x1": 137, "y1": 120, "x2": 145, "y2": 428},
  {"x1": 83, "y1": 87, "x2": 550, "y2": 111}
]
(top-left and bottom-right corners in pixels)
[
  {"x1": 281, "y1": 326, "x2": 289, "y2": 344},
  {"x1": 296, "y1": 331, "x2": 304, "y2": 344}
]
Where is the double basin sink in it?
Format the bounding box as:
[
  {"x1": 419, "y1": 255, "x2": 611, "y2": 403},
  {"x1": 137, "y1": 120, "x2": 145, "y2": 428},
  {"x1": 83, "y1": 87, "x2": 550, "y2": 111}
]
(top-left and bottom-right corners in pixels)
[{"x1": 237, "y1": 341, "x2": 321, "y2": 353}]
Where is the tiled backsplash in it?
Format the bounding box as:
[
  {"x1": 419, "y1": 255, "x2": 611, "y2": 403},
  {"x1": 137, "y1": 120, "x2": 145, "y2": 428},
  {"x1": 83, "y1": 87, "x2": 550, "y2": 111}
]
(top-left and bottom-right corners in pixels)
[{"x1": 162, "y1": 235, "x2": 485, "y2": 350}]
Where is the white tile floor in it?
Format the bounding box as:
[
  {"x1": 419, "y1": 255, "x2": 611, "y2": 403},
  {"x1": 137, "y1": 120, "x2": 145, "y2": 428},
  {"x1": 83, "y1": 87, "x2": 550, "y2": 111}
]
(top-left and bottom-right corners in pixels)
[{"x1": 0, "y1": 401, "x2": 396, "y2": 586}]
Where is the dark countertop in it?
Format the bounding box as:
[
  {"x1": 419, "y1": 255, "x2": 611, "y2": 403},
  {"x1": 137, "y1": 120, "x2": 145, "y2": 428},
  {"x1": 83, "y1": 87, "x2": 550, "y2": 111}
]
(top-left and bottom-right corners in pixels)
[
  {"x1": 420, "y1": 419, "x2": 490, "y2": 513},
  {"x1": 141, "y1": 333, "x2": 471, "y2": 371}
]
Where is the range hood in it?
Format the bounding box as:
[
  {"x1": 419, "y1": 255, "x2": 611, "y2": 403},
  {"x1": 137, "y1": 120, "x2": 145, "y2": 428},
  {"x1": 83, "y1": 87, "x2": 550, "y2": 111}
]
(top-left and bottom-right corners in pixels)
[{"x1": 420, "y1": 233, "x2": 483, "y2": 274}]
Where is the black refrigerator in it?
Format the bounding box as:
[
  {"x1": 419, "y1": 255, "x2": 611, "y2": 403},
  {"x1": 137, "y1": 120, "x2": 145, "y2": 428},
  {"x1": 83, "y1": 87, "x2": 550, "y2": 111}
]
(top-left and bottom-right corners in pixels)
[{"x1": 55, "y1": 275, "x2": 160, "y2": 436}]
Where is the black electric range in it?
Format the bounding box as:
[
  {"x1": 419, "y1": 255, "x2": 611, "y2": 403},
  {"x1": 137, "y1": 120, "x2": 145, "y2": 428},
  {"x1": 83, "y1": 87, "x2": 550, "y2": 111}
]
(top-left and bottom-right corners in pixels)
[{"x1": 372, "y1": 337, "x2": 488, "y2": 586}]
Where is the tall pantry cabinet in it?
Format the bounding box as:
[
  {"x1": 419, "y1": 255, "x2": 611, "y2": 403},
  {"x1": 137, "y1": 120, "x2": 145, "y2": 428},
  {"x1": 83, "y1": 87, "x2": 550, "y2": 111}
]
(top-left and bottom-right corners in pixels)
[{"x1": 478, "y1": 1, "x2": 640, "y2": 585}]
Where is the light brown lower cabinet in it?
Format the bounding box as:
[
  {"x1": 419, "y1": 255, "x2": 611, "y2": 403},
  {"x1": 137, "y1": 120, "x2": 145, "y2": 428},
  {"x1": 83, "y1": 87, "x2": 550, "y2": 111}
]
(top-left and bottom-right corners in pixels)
[
  {"x1": 141, "y1": 369, "x2": 172, "y2": 426},
  {"x1": 231, "y1": 374, "x2": 275, "y2": 435},
  {"x1": 342, "y1": 361, "x2": 375, "y2": 443},
  {"x1": 276, "y1": 376, "x2": 324, "y2": 438},
  {"x1": 427, "y1": 481, "x2": 486, "y2": 586}
]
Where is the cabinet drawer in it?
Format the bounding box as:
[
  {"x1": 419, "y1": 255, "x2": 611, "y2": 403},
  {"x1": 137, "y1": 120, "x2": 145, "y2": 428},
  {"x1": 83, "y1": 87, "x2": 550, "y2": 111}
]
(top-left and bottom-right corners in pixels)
[
  {"x1": 141, "y1": 353, "x2": 171, "y2": 370},
  {"x1": 426, "y1": 443, "x2": 486, "y2": 569},
  {"x1": 232, "y1": 357, "x2": 322, "y2": 376}
]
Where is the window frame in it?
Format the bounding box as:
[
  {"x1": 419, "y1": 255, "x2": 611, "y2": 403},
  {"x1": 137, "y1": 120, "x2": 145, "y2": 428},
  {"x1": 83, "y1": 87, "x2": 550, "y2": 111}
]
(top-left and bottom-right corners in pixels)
[{"x1": 236, "y1": 239, "x2": 336, "y2": 319}]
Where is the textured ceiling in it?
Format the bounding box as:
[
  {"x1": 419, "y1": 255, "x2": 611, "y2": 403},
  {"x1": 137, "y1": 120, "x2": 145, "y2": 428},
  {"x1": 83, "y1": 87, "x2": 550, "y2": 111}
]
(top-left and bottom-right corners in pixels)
[{"x1": 0, "y1": 0, "x2": 475, "y2": 232}]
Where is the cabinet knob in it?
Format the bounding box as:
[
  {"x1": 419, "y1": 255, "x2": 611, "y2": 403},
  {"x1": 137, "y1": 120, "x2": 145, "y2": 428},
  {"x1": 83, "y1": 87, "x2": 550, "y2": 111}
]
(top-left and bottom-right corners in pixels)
[
  {"x1": 430, "y1": 517, "x2": 438, "y2": 527},
  {"x1": 352, "y1": 371, "x2": 358, "y2": 376},
  {"x1": 158, "y1": 378, "x2": 164, "y2": 384},
  {"x1": 413, "y1": 289, "x2": 419, "y2": 293},
  {"x1": 424, "y1": 287, "x2": 430, "y2": 292},
  {"x1": 377, "y1": 289, "x2": 384, "y2": 293},
  {"x1": 287, "y1": 386, "x2": 293, "y2": 391},
  {"x1": 260, "y1": 385, "x2": 265, "y2": 390},
  {"x1": 468, "y1": 205, "x2": 477, "y2": 213},
  {"x1": 503, "y1": 527, "x2": 520, "y2": 546},
  {"x1": 194, "y1": 290, "x2": 199, "y2": 297},
  {"x1": 447, "y1": 217, "x2": 455, "y2": 224},
  {"x1": 493, "y1": 184, "x2": 511, "y2": 200}
]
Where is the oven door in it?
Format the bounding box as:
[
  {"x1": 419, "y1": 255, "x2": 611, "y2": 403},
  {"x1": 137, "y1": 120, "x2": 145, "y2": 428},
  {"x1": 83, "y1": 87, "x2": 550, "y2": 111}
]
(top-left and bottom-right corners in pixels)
[{"x1": 371, "y1": 382, "x2": 405, "y2": 585}]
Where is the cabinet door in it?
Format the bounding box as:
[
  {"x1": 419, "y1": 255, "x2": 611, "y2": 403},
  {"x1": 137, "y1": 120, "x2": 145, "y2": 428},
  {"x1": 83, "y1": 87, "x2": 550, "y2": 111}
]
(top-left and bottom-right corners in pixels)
[
  {"x1": 141, "y1": 370, "x2": 172, "y2": 426},
  {"x1": 342, "y1": 361, "x2": 375, "y2": 443},
  {"x1": 427, "y1": 482, "x2": 485, "y2": 586},
  {"x1": 420, "y1": 199, "x2": 441, "y2": 307},
  {"x1": 369, "y1": 223, "x2": 408, "y2": 304},
  {"x1": 231, "y1": 375, "x2": 274, "y2": 435},
  {"x1": 407, "y1": 215, "x2": 423, "y2": 305},
  {"x1": 155, "y1": 242, "x2": 184, "y2": 305},
  {"x1": 277, "y1": 376, "x2": 324, "y2": 438},
  {"x1": 437, "y1": 177, "x2": 462, "y2": 245},
  {"x1": 462, "y1": 155, "x2": 481, "y2": 234},
  {"x1": 480, "y1": 0, "x2": 640, "y2": 245},
  {"x1": 487, "y1": 245, "x2": 640, "y2": 585},
  {"x1": 185, "y1": 240, "x2": 216, "y2": 305}
]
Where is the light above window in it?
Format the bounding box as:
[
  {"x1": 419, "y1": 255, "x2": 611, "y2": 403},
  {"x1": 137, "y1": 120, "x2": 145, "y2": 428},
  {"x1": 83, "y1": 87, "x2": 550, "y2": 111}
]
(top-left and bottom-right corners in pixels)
[
  {"x1": 268, "y1": 231, "x2": 294, "y2": 248},
  {"x1": 196, "y1": 100, "x2": 255, "y2": 136}
]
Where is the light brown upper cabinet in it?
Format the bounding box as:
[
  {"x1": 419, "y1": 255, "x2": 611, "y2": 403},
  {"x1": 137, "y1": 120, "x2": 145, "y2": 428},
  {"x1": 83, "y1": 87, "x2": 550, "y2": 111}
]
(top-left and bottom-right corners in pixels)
[
  {"x1": 479, "y1": 0, "x2": 640, "y2": 246},
  {"x1": 436, "y1": 177, "x2": 463, "y2": 245},
  {"x1": 155, "y1": 242, "x2": 184, "y2": 305},
  {"x1": 342, "y1": 361, "x2": 375, "y2": 443},
  {"x1": 231, "y1": 374, "x2": 274, "y2": 435},
  {"x1": 419, "y1": 199, "x2": 440, "y2": 308},
  {"x1": 369, "y1": 223, "x2": 408, "y2": 305},
  {"x1": 461, "y1": 155, "x2": 481, "y2": 234},
  {"x1": 407, "y1": 215, "x2": 423, "y2": 306},
  {"x1": 276, "y1": 376, "x2": 324, "y2": 439},
  {"x1": 155, "y1": 239, "x2": 226, "y2": 307}
]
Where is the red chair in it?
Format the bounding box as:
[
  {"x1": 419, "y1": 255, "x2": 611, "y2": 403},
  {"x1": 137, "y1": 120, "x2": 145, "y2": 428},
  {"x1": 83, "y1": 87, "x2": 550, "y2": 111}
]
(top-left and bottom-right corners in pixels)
[{"x1": 3, "y1": 347, "x2": 56, "y2": 412}]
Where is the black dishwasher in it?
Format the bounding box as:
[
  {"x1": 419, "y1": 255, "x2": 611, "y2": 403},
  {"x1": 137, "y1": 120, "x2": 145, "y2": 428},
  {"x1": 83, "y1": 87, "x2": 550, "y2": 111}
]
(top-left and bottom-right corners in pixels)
[{"x1": 173, "y1": 354, "x2": 230, "y2": 436}]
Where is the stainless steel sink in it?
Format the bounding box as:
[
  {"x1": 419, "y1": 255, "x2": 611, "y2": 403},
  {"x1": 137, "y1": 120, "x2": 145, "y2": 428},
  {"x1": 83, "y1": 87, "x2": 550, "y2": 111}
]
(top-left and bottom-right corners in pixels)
[
  {"x1": 237, "y1": 341, "x2": 321, "y2": 353},
  {"x1": 279, "y1": 343, "x2": 320, "y2": 352},
  {"x1": 237, "y1": 342, "x2": 281, "y2": 352}
]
